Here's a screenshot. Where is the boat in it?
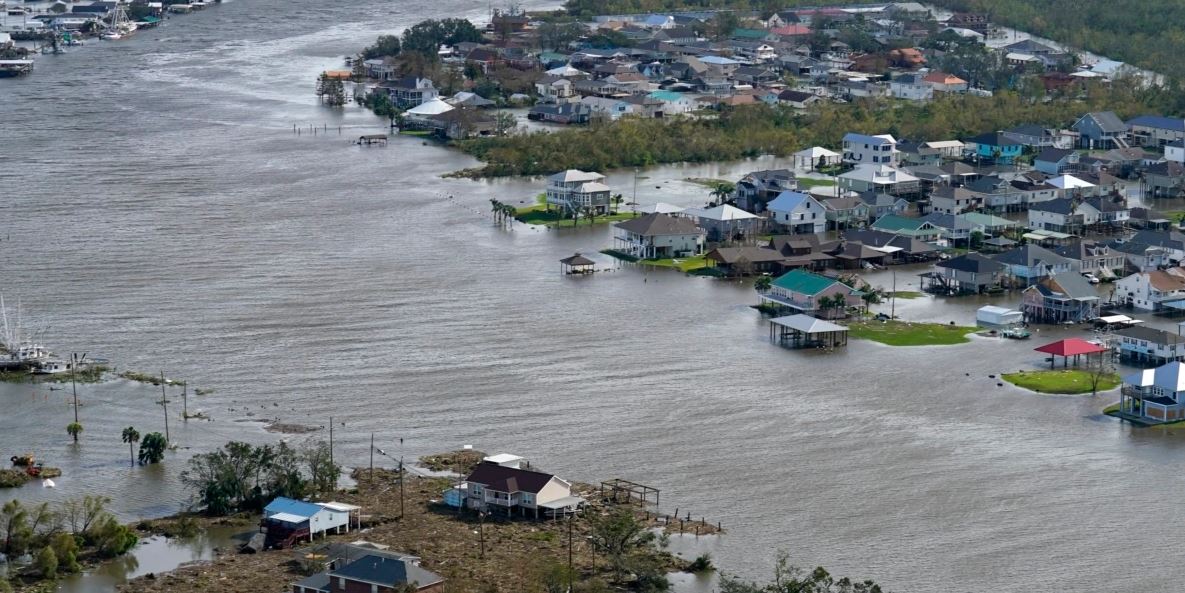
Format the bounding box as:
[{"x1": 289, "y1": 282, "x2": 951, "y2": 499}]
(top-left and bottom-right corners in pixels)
[
  {"x1": 1002, "y1": 327, "x2": 1031, "y2": 340},
  {"x1": 32, "y1": 359, "x2": 68, "y2": 374},
  {"x1": 100, "y1": 4, "x2": 137, "y2": 40}
]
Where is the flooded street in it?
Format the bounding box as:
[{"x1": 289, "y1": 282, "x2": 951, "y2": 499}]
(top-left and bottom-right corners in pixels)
[{"x1": 3, "y1": 0, "x2": 1185, "y2": 591}]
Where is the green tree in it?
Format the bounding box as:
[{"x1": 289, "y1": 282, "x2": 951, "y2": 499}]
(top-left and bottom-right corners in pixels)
[
  {"x1": 1, "y1": 500, "x2": 31, "y2": 557},
  {"x1": 66, "y1": 422, "x2": 83, "y2": 443},
  {"x1": 0, "y1": 577, "x2": 12, "y2": 593},
  {"x1": 587, "y1": 508, "x2": 654, "y2": 575},
  {"x1": 709, "y1": 181, "x2": 736, "y2": 205},
  {"x1": 304, "y1": 440, "x2": 340, "y2": 495},
  {"x1": 138, "y1": 432, "x2": 167, "y2": 465},
  {"x1": 50, "y1": 533, "x2": 81, "y2": 573},
  {"x1": 755, "y1": 275, "x2": 773, "y2": 292},
  {"x1": 35, "y1": 545, "x2": 57, "y2": 579},
  {"x1": 89, "y1": 516, "x2": 137, "y2": 558},
  {"x1": 362, "y1": 34, "x2": 401, "y2": 60},
  {"x1": 122, "y1": 427, "x2": 140, "y2": 466},
  {"x1": 265, "y1": 441, "x2": 309, "y2": 502}
]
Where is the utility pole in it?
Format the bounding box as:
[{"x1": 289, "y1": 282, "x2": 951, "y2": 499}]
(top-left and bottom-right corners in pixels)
[
  {"x1": 567, "y1": 515, "x2": 574, "y2": 590},
  {"x1": 399, "y1": 456, "x2": 405, "y2": 519},
  {"x1": 891, "y1": 270, "x2": 897, "y2": 319},
  {"x1": 182, "y1": 381, "x2": 187, "y2": 420},
  {"x1": 70, "y1": 352, "x2": 85, "y2": 430},
  {"x1": 369, "y1": 432, "x2": 374, "y2": 479},
  {"x1": 160, "y1": 371, "x2": 170, "y2": 443},
  {"x1": 328, "y1": 415, "x2": 334, "y2": 473},
  {"x1": 479, "y1": 511, "x2": 485, "y2": 558}
]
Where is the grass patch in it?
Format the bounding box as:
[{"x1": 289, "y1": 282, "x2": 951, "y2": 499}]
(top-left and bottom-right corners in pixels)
[
  {"x1": 796, "y1": 177, "x2": 837, "y2": 188},
  {"x1": 1161, "y1": 210, "x2": 1185, "y2": 223},
  {"x1": 1002, "y1": 370, "x2": 1120, "y2": 394},
  {"x1": 684, "y1": 177, "x2": 732, "y2": 187},
  {"x1": 512, "y1": 204, "x2": 638, "y2": 227},
  {"x1": 890, "y1": 291, "x2": 924, "y2": 299},
  {"x1": 601, "y1": 249, "x2": 639, "y2": 262},
  {"x1": 398, "y1": 130, "x2": 432, "y2": 136},
  {"x1": 846, "y1": 319, "x2": 974, "y2": 346},
  {"x1": 640, "y1": 255, "x2": 709, "y2": 272}
]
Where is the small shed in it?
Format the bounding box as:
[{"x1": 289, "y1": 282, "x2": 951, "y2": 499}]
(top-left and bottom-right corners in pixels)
[
  {"x1": 977, "y1": 305, "x2": 1023, "y2": 327},
  {"x1": 560, "y1": 253, "x2": 596, "y2": 274},
  {"x1": 769, "y1": 314, "x2": 849, "y2": 349}
]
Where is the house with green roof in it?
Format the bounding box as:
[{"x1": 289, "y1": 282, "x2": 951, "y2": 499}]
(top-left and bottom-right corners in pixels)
[
  {"x1": 731, "y1": 28, "x2": 772, "y2": 41},
  {"x1": 870, "y1": 214, "x2": 943, "y2": 242},
  {"x1": 646, "y1": 90, "x2": 696, "y2": 115},
  {"x1": 760, "y1": 269, "x2": 862, "y2": 318}
]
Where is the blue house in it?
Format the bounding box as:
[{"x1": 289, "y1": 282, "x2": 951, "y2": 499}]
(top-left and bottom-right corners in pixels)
[
  {"x1": 1073, "y1": 111, "x2": 1128, "y2": 149},
  {"x1": 966, "y1": 131, "x2": 1024, "y2": 164},
  {"x1": 262, "y1": 497, "x2": 353, "y2": 548}
]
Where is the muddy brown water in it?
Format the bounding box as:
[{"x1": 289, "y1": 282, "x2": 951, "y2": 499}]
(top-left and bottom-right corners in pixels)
[{"x1": 3, "y1": 0, "x2": 1185, "y2": 591}]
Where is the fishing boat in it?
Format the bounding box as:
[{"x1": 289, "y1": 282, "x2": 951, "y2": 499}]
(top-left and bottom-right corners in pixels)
[
  {"x1": 101, "y1": 3, "x2": 137, "y2": 40},
  {"x1": 32, "y1": 359, "x2": 68, "y2": 374}
]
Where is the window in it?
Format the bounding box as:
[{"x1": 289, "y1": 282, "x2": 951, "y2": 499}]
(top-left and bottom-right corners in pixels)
[
  {"x1": 372, "y1": 585, "x2": 378, "y2": 593},
  {"x1": 338, "y1": 577, "x2": 346, "y2": 589}
]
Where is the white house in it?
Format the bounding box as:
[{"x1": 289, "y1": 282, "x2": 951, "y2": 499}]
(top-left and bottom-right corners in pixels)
[
  {"x1": 581, "y1": 96, "x2": 635, "y2": 120},
  {"x1": 262, "y1": 497, "x2": 352, "y2": 545},
  {"x1": 767, "y1": 191, "x2": 826, "y2": 235},
  {"x1": 1119, "y1": 361, "x2": 1185, "y2": 423},
  {"x1": 546, "y1": 170, "x2": 611, "y2": 215},
  {"x1": 1115, "y1": 326, "x2": 1185, "y2": 366},
  {"x1": 889, "y1": 74, "x2": 934, "y2": 101},
  {"x1": 681, "y1": 204, "x2": 761, "y2": 242},
  {"x1": 1114, "y1": 269, "x2": 1185, "y2": 311},
  {"x1": 836, "y1": 164, "x2": 920, "y2": 196},
  {"x1": 842, "y1": 133, "x2": 898, "y2": 166},
  {"x1": 613, "y1": 213, "x2": 704, "y2": 258},
  {"x1": 1166, "y1": 140, "x2": 1185, "y2": 164},
  {"x1": 646, "y1": 90, "x2": 695, "y2": 115}
]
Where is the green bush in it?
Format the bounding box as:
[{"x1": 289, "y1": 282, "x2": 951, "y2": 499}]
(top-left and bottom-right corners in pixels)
[{"x1": 35, "y1": 546, "x2": 57, "y2": 579}]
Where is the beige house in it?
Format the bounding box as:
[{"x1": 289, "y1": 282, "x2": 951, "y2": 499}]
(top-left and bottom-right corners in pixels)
[
  {"x1": 613, "y1": 213, "x2": 705, "y2": 259},
  {"x1": 463, "y1": 460, "x2": 583, "y2": 519}
]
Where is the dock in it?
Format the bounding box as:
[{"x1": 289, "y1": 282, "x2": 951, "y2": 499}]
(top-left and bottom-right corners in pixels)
[
  {"x1": 0, "y1": 60, "x2": 34, "y2": 77},
  {"x1": 356, "y1": 134, "x2": 388, "y2": 146}
]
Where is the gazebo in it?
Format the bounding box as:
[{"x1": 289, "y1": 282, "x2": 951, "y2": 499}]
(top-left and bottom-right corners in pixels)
[
  {"x1": 793, "y1": 146, "x2": 841, "y2": 170},
  {"x1": 1034, "y1": 338, "x2": 1109, "y2": 369},
  {"x1": 560, "y1": 253, "x2": 596, "y2": 275},
  {"x1": 769, "y1": 314, "x2": 849, "y2": 349}
]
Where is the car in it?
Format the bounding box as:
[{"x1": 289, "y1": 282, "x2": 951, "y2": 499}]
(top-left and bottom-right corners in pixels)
[{"x1": 1082, "y1": 272, "x2": 1100, "y2": 284}]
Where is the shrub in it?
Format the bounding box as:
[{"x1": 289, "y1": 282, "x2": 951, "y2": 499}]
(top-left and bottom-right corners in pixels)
[{"x1": 35, "y1": 546, "x2": 58, "y2": 578}]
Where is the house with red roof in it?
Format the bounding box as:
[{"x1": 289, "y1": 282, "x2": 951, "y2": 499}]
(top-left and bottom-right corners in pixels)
[{"x1": 462, "y1": 459, "x2": 584, "y2": 519}]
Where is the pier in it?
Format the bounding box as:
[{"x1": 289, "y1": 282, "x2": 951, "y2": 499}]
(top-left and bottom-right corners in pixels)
[{"x1": 0, "y1": 60, "x2": 34, "y2": 77}]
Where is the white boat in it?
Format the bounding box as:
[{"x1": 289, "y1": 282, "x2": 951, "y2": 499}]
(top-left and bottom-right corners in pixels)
[
  {"x1": 32, "y1": 359, "x2": 69, "y2": 375},
  {"x1": 100, "y1": 4, "x2": 137, "y2": 40}
]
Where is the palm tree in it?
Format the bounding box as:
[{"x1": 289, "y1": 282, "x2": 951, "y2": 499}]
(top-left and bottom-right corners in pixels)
[
  {"x1": 502, "y1": 203, "x2": 516, "y2": 226},
  {"x1": 490, "y1": 199, "x2": 502, "y2": 222},
  {"x1": 66, "y1": 422, "x2": 82, "y2": 443},
  {"x1": 121, "y1": 427, "x2": 140, "y2": 467},
  {"x1": 709, "y1": 181, "x2": 735, "y2": 206},
  {"x1": 611, "y1": 194, "x2": 624, "y2": 214}
]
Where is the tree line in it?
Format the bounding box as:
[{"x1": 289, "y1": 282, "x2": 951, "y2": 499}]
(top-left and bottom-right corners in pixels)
[
  {"x1": 0, "y1": 495, "x2": 137, "y2": 586},
  {"x1": 180, "y1": 440, "x2": 340, "y2": 516},
  {"x1": 454, "y1": 81, "x2": 1184, "y2": 178}
]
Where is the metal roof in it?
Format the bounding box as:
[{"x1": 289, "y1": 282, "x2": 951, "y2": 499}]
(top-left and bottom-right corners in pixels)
[{"x1": 769, "y1": 314, "x2": 848, "y2": 334}]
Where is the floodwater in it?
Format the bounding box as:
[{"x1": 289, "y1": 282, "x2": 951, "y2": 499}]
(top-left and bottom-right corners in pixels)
[{"x1": 3, "y1": 1, "x2": 1185, "y2": 591}]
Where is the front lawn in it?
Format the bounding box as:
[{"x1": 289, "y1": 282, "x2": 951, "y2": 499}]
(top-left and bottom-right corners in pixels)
[
  {"x1": 796, "y1": 177, "x2": 837, "y2": 189},
  {"x1": 640, "y1": 255, "x2": 710, "y2": 272},
  {"x1": 1002, "y1": 370, "x2": 1120, "y2": 394},
  {"x1": 845, "y1": 319, "x2": 974, "y2": 346},
  {"x1": 890, "y1": 291, "x2": 924, "y2": 299},
  {"x1": 513, "y1": 204, "x2": 638, "y2": 227}
]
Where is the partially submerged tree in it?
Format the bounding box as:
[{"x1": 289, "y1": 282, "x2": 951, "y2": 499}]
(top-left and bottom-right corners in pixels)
[
  {"x1": 122, "y1": 427, "x2": 140, "y2": 466},
  {"x1": 138, "y1": 432, "x2": 167, "y2": 465}
]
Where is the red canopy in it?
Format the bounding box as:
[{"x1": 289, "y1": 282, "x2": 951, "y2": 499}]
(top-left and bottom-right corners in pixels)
[{"x1": 1034, "y1": 338, "x2": 1108, "y2": 357}]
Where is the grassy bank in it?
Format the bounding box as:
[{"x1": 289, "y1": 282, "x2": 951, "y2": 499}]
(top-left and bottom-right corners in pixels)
[
  {"x1": 513, "y1": 203, "x2": 637, "y2": 227},
  {"x1": 846, "y1": 319, "x2": 975, "y2": 346},
  {"x1": 890, "y1": 291, "x2": 924, "y2": 300},
  {"x1": 1002, "y1": 370, "x2": 1120, "y2": 394},
  {"x1": 796, "y1": 177, "x2": 837, "y2": 189},
  {"x1": 601, "y1": 249, "x2": 710, "y2": 272}
]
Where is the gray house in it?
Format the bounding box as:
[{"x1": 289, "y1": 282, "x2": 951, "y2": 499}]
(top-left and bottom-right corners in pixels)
[
  {"x1": 933, "y1": 253, "x2": 1007, "y2": 293},
  {"x1": 1073, "y1": 111, "x2": 1129, "y2": 150}
]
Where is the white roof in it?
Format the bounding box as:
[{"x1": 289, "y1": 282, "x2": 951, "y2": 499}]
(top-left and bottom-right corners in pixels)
[
  {"x1": 1006, "y1": 52, "x2": 1040, "y2": 62},
  {"x1": 406, "y1": 97, "x2": 454, "y2": 116},
  {"x1": 770, "y1": 314, "x2": 848, "y2": 334},
  {"x1": 923, "y1": 140, "x2": 964, "y2": 149},
  {"x1": 269, "y1": 512, "x2": 308, "y2": 524},
  {"x1": 643, "y1": 202, "x2": 686, "y2": 214},
  {"x1": 546, "y1": 65, "x2": 586, "y2": 77},
  {"x1": 483, "y1": 453, "x2": 524, "y2": 464},
  {"x1": 794, "y1": 146, "x2": 841, "y2": 158},
  {"x1": 319, "y1": 502, "x2": 361, "y2": 512},
  {"x1": 1099, "y1": 314, "x2": 1138, "y2": 324},
  {"x1": 685, "y1": 204, "x2": 758, "y2": 222},
  {"x1": 839, "y1": 164, "x2": 918, "y2": 184},
  {"x1": 1047, "y1": 174, "x2": 1094, "y2": 189},
  {"x1": 1124, "y1": 361, "x2": 1185, "y2": 392},
  {"x1": 577, "y1": 181, "x2": 611, "y2": 193},
  {"x1": 1070, "y1": 70, "x2": 1102, "y2": 78},
  {"x1": 549, "y1": 169, "x2": 604, "y2": 183},
  {"x1": 978, "y1": 305, "x2": 1020, "y2": 316},
  {"x1": 942, "y1": 27, "x2": 984, "y2": 39}
]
